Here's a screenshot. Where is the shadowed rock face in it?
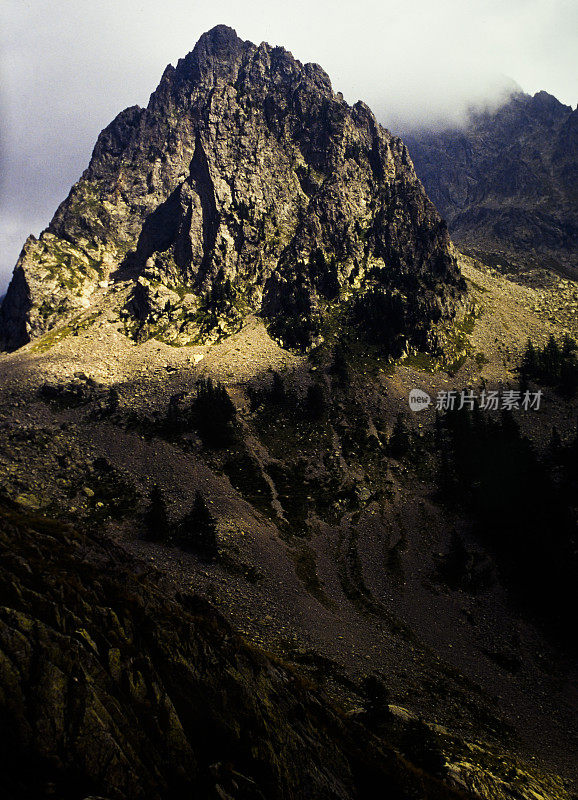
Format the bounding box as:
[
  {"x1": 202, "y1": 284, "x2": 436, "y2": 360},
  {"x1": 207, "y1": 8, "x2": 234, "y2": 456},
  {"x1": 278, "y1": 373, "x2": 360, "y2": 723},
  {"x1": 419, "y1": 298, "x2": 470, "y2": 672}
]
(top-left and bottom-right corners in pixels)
[
  {"x1": 0, "y1": 25, "x2": 464, "y2": 352},
  {"x1": 404, "y1": 91, "x2": 578, "y2": 276},
  {"x1": 0, "y1": 497, "x2": 468, "y2": 800}
]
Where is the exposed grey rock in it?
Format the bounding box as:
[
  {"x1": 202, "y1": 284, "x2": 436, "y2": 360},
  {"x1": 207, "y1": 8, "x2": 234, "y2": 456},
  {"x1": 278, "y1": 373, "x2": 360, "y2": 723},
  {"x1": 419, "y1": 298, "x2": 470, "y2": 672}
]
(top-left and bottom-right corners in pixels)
[
  {"x1": 0, "y1": 497, "x2": 469, "y2": 800},
  {"x1": 404, "y1": 90, "x2": 578, "y2": 277},
  {"x1": 0, "y1": 25, "x2": 465, "y2": 351}
]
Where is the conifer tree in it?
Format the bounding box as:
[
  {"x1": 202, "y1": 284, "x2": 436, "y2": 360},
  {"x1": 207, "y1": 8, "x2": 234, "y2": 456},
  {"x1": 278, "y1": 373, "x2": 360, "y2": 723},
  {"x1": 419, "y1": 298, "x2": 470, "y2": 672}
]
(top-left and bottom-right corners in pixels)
[
  {"x1": 144, "y1": 484, "x2": 170, "y2": 542},
  {"x1": 178, "y1": 491, "x2": 219, "y2": 559},
  {"x1": 521, "y1": 339, "x2": 538, "y2": 377},
  {"x1": 193, "y1": 378, "x2": 236, "y2": 446},
  {"x1": 388, "y1": 413, "x2": 411, "y2": 458},
  {"x1": 542, "y1": 334, "x2": 562, "y2": 383},
  {"x1": 561, "y1": 333, "x2": 577, "y2": 359}
]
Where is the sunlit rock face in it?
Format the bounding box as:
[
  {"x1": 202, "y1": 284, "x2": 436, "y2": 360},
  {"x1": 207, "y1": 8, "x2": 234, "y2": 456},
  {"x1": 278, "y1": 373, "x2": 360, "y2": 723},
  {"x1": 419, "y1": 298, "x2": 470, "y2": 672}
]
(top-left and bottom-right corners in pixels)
[{"x1": 0, "y1": 25, "x2": 464, "y2": 352}]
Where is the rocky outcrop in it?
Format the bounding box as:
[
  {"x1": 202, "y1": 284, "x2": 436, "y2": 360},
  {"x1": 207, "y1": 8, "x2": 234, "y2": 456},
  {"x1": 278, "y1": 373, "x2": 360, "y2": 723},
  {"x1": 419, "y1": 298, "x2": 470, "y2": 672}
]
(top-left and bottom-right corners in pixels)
[
  {"x1": 0, "y1": 496, "x2": 469, "y2": 800},
  {"x1": 0, "y1": 25, "x2": 464, "y2": 352},
  {"x1": 404, "y1": 91, "x2": 578, "y2": 276}
]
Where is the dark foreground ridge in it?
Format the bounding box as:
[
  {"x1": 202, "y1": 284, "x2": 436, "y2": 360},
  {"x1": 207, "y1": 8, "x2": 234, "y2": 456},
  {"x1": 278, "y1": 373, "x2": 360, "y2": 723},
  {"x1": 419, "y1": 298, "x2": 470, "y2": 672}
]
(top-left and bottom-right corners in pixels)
[{"x1": 0, "y1": 496, "x2": 469, "y2": 800}]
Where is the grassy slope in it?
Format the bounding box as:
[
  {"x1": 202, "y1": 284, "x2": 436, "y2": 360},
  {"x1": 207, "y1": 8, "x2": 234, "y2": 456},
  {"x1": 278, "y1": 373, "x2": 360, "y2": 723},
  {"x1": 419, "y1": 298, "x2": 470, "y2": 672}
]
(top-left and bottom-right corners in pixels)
[{"x1": 0, "y1": 254, "x2": 576, "y2": 799}]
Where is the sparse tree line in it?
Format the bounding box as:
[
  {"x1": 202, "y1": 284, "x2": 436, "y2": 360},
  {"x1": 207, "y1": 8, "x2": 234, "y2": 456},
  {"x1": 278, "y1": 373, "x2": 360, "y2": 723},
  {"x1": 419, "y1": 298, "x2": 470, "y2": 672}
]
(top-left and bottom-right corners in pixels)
[
  {"x1": 143, "y1": 485, "x2": 219, "y2": 560},
  {"x1": 380, "y1": 392, "x2": 577, "y2": 643},
  {"x1": 54, "y1": 342, "x2": 573, "y2": 643},
  {"x1": 247, "y1": 370, "x2": 329, "y2": 420},
  {"x1": 433, "y1": 402, "x2": 577, "y2": 643},
  {"x1": 164, "y1": 376, "x2": 238, "y2": 447},
  {"x1": 520, "y1": 333, "x2": 578, "y2": 396}
]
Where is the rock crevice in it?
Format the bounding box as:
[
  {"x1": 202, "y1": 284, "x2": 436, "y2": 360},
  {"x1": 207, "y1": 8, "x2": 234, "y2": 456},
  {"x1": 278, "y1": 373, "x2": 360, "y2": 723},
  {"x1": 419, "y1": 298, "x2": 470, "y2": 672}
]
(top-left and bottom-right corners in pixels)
[{"x1": 0, "y1": 25, "x2": 465, "y2": 352}]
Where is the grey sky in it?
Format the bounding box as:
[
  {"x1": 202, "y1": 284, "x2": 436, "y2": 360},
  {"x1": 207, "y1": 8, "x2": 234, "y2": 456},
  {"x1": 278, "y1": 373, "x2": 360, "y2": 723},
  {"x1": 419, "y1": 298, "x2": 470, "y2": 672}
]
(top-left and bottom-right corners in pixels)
[{"x1": 1, "y1": 0, "x2": 577, "y2": 292}]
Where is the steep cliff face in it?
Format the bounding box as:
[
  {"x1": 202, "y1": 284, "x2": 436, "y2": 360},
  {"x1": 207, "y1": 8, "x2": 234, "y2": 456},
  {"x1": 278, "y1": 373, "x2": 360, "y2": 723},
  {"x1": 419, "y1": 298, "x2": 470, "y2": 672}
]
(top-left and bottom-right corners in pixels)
[
  {"x1": 0, "y1": 25, "x2": 464, "y2": 352},
  {"x1": 404, "y1": 91, "x2": 578, "y2": 275}
]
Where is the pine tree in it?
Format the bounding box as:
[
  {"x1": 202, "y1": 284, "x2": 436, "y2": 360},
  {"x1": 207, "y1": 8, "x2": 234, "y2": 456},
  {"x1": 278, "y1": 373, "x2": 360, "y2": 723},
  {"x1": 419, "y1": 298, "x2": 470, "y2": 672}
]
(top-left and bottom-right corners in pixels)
[
  {"x1": 520, "y1": 335, "x2": 577, "y2": 395},
  {"x1": 561, "y1": 333, "x2": 577, "y2": 359},
  {"x1": 193, "y1": 378, "x2": 236, "y2": 446},
  {"x1": 178, "y1": 491, "x2": 219, "y2": 559},
  {"x1": 388, "y1": 413, "x2": 411, "y2": 458},
  {"x1": 331, "y1": 343, "x2": 350, "y2": 387},
  {"x1": 144, "y1": 484, "x2": 170, "y2": 542},
  {"x1": 521, "y1": 339, "x2": 538, "y2": 377},
  {"x1": 308, "y1": 247, "x2": 339, "y2": 299},
  {"x1": 166, "y1": 392, "x2": 186, "y2": 433},
  {"x1": 305, "y1": 383, "x2": 326, "y2": 419},
  {"x1": 542, "y1": 334, "x2": 562, "y2": 383}
]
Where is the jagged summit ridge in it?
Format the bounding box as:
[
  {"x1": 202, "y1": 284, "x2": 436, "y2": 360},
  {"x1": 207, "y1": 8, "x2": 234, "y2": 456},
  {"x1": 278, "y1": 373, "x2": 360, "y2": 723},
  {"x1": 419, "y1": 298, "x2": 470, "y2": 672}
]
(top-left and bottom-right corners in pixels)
[
  {"x1": 0, "y1": 25, "x2": 464, "y2": 352},
  {"x1": 404, "y1": 89, "x2": 578, "y2": 276}
]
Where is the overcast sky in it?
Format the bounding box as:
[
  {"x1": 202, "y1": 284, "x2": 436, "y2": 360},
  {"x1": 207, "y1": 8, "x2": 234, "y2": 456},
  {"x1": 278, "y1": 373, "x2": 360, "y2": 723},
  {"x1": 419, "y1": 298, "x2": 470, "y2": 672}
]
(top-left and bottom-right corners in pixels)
[{"x1": 1, "y1": 0, "x2": 577, "y2": 293}]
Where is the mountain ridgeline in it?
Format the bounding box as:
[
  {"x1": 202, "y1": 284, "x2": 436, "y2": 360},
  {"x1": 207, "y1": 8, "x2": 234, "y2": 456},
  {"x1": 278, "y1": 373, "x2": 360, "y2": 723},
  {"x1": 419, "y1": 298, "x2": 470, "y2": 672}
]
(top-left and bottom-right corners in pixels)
[
  {"x1": 0, "y1": 26, "x2": 577, "y2": 800},
  {"x1": 0, "y1": 24, "x2": 465, "y2": 353},
  {"x1": 404, "y1": 91, "x2": 578, "y2": 276}
]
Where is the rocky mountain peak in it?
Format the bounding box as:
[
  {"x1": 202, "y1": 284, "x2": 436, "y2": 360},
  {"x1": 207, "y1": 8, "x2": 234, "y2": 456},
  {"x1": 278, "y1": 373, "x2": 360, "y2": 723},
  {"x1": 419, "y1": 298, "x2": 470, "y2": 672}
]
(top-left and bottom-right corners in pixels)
[
  {"x1": 404, "y1": 89, "x2": 578, "y2": 276},
  {"x1": 178, "y1": 24, "x2": 246, "y2": 87},
  {"x1": 0, "y1": 27, "x2": 465, "y2": 353},
  {"x1": 196, "y1": 22, "x2": 242, "y2": 50},
  {"x1": 530, "y1": 89, "x2": 572, "y2": 115}
]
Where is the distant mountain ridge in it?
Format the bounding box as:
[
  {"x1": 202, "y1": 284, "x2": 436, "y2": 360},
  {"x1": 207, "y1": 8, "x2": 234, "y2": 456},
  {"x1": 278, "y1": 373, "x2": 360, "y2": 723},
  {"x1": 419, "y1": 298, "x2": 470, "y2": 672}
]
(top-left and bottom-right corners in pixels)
[{"x1": 404, "y1": 90, "x2": 578, "y2": 275}]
